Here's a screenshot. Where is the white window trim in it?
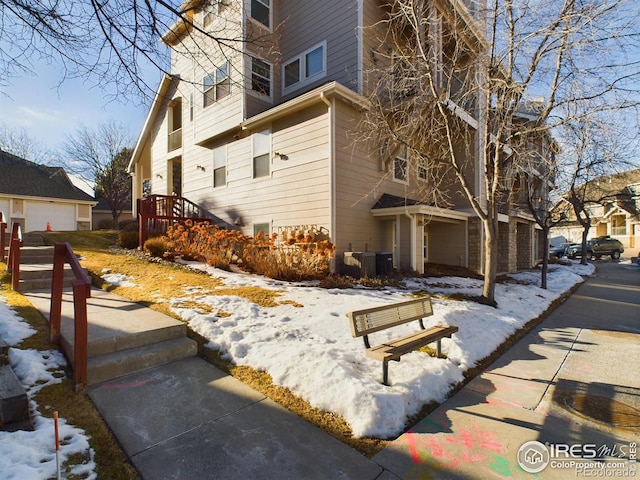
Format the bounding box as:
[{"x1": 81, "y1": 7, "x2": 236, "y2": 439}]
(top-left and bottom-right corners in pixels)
[
  {"x1": 247, "y1": 55, "x2": 273, "y2": 101},
  {"x1": 252, "y1": 128, "x2": 271, "y2": 179},
  {"x1": 253, "y1": 221, "x2": 271, "y2": 237},
  {"x1": 203, "y1": 62, "x2": 230, "y2": 107},
  {"x1": 417, "y1": 157, "x2": 428, "y2": 182},
  {"x1": 248, "y1": 0, "x2": 272, "y2": 31},
  {"x1": 282, "y1": 41, "x2": 327, "y2": 95},
  {"x1": 393, "y1": 153, "x2": 409, "y2": 185},
  {"x1": 213, "y1": 144, "x2": 227, "y2": 188}
]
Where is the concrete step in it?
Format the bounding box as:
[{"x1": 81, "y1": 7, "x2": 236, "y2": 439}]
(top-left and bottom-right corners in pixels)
[
  {"x1": 18, "y1": 246, "x2": 54, "y2": 264},
  {"x1": 0, "y1": 364, "x2": 33, "y2": 431},
  {"x1": 85, "y1": 337, "x2": 198, "y2": 386},
  {"x1": 63, "y1": 320, "x2": 188, "y2": 359}
]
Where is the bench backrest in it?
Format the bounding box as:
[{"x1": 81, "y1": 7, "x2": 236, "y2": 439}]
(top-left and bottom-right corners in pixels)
[{"x1": 348, "y1": 296, "x2": 433, "y2": 338}]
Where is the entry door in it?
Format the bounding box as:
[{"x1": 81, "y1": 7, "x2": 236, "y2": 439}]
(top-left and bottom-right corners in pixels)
[
  {"x1": 169, "y1": 158, "x2": 182, "y2": 196},
  {"x1": 423, "y1": 228, "x2": 429, "y2": 263}
]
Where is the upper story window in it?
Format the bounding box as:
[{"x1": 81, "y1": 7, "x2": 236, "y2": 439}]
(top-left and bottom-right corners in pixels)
[
  {"x1": 203, "y1": 63, "x2": 230, "y2": 107},
  {"x1": 282, "y1": 41, "x2": 326, "y2": 94},
  {"x1": 204, "y1": 0, "x2": 229, "y2": 27},
  {"x1": 252, "y1": 129, "x2": 271, "y2": 178},
  {"x1": 250, "y1": 57, "x2": 272, "y2": 97},
  {"x1": 418, "y1": 158, "x2": 428, "y2": 181},
  {"x1": 393, "y1": 149, "x2": 408, "y2": 184},
  {"x1": 250, "y1": 0, "x2": 270, "y2": 29},
  {"x1": 213, "y1": 145, "x2": 227, "y2": 187}
]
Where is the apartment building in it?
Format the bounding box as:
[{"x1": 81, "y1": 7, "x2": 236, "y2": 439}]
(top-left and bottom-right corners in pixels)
[{"x1": 129, "y1": 0, "x2": 544, "y2": 274}]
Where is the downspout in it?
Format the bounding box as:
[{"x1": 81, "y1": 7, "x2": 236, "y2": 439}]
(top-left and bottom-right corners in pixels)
[
  {"x1": 320, "y1": 92, "x2": 336, "y2": 272},
  {"x1": 404, "y1": 209, "x2": 417, "y2": 273}
]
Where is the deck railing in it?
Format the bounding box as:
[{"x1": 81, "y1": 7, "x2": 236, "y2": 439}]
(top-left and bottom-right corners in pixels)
[
  {"x1": 50, "y1": 242, "x2": 92, "y2": 393},
  {"x1": 7, "y1": 222, "x2": 22, "y2": 291},
  {"x1": 0, "y1": 211, "x2": 6, "y2": 262},
  {"x1": 137, "y1": 195, "x2": 212, "y2": 246}
]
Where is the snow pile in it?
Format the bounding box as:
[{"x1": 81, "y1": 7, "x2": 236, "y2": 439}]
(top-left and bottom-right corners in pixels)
[
  {"x1": 171, "y1": 261, "x2": 592, "y2": 438},
  {"x1": 101, "y1": 268, "x2": 137, "y2": 287},
  {"x1": 0, "y1": 297, "x2": 36, "y2": 346},
  {"x1": 0, "y1": 296, "x2": 96, "y2": 479}
]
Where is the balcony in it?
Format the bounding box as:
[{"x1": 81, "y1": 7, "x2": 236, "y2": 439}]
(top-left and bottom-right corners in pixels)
[{"x1": 168, "y1": 128, "x2": 182, "y2": 152}]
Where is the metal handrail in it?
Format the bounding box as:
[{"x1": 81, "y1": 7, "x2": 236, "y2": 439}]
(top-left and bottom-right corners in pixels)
[
  {"x1": 7, "y1": 222, "x2": 23, "y2": 291},
  {"x1": 49, "y1": 242, "x2": 92, "y2": 393},
  {"x1": 0, "y1": 211, "x2": 6, "y2": 262}
]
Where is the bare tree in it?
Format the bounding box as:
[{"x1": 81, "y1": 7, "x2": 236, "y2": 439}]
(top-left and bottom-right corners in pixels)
[
  {"x1": 552, "y1": 113, "x2": 639, "y2": 265},
  {"x1": 64, "y1": 120, "x2": 133, "y2": 226},
  {"x1": 357, "y1": 0, "x2": 640, "y2": 305},
  {"x1": 1, "y1": 1, "x2": 276, "y2": 101},
  {"x1": 0, "y1": 122, "x2": 49, "y2": 163}
]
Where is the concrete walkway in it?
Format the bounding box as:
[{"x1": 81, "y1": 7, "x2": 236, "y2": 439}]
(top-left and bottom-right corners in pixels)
[
  {"x1": 375, "y1": 260, "x2": 640, "y2": 479},
  {"x1": 23, "y1": 261, "x2": 640, "y2": 479}
]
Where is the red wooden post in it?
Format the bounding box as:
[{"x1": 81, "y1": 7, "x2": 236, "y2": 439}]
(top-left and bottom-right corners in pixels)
[
  {"x1": 0, "y1": 212, "x2": 6, "y2": 263},
  {"x1": 49, "y1": 243, "x2": 66, "y2": 343},
  {"x1": 9, "y1": 223, "x2": 21, "y2": 291},
  {"x1": 72, "y1": 279, "x2": 88, "y2": 393}
]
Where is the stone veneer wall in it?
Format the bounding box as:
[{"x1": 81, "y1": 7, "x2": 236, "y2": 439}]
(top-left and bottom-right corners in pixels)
[{"x1": 468, "y1": 217, "x2": 483, "y2": 273}]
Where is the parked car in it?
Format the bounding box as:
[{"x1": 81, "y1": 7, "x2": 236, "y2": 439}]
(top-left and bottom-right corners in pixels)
[
  {"x1": 549, "y1": 243, "x2": 572, "y2": 258},
  {"x1": 566, "y1": 236, "x2": 624, "y2": 260}
]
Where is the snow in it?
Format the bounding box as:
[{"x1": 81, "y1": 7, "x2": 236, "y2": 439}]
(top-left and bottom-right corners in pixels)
[
  {"x1": 101, "y1": 268, "x2": 137, "y2": 287},
  {"x1": 0, "y1": 260, "x2": 594, "y2": 477},
  {"x1": 0, "y1": 296, "x2": 96, "y2": 479},
  {"x1": 169, "y1": 260, "x2": 595, "y2": 438}
]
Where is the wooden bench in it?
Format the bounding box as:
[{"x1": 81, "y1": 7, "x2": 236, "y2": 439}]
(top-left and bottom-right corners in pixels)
[{"x1": 348, "y1": 296, "x2": 458, "y2": 386}]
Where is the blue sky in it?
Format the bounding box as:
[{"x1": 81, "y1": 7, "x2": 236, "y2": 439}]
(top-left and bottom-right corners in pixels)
[{"x1": 1, "y1": 61, "x2": 156, "y2": 153}]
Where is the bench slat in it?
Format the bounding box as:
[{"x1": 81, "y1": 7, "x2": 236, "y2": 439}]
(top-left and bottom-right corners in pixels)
[
  {"x1": 348, "y1": 297, "x2": 433, "y2": 337},
  {"x1": 365, "y1": 325, "x2": 459, "y2": 361}
]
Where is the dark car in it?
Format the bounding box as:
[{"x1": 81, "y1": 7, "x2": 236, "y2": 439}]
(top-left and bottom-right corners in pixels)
[
  {"x1": 567, "y1": 236, "x2": 624, "y2": 260},
  {"x1": 549, "y1": 242, "x2": 572, "y2": 258}
]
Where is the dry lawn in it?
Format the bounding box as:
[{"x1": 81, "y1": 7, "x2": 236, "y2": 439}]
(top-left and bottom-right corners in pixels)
[{"x1": 39, "y1": 232, "x2": 389, "y2": 457}]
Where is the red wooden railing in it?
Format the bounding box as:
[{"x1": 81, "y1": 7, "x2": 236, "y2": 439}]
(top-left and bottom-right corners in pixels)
[
  {"x1": 49, "y1": 242, "x2": 92, "y2": 393},
  {"x1": 137, "y1": 194, "x2": 212, "y2": 246},
  {"x1": 7, "y1": 222, "x2": 22, "y2": 291},
  {"x1": 0, "y1": 211, "x2": 6, "y2": 263}
]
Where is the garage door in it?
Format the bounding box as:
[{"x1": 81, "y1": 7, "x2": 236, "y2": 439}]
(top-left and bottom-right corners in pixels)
[
  {"x1": 0, "y1": 199, "x2": 9, "y2": 221},
  {"x1": 26, "y1": 202, "x2": 76, "y2": 232}
]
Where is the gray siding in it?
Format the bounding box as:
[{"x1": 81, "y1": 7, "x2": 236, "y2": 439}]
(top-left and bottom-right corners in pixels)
[{"x1": 276, "y1": 1, "x2": 360, "y2": 102}]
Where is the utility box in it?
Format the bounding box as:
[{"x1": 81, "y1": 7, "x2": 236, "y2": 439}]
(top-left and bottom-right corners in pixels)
[
  {"x1": 343, "y1": 252, "x2": 376, "y2": 278},
  {"x1": 376, "y1": 252, "x2": 393, "y2": 276}
]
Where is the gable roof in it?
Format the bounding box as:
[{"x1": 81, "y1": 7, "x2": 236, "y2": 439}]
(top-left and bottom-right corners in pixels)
[{"x1": 0, "y1": 149, "x2": 95, "y2": 202}]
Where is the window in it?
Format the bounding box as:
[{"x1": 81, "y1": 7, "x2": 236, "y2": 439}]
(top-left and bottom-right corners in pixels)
[
  {"x1": 213, "y1": 145, "x2": 227, "y2": 187},
  {"x1": 252, "y1": 129, "x2": 270, "y2": 178},
  {"x1": 253, "y1": 222, "x2": 270, "y2": 237},
  {"x1": 251, "y1": 57, "x2": 272, "y2": 96},
  {"x1": 203, "y1": 0, "x2": 228, "y2": 26},
  {"x1": 418, "y1": 158, "x2": 428, "y2": 181},
  {"x1": 282, "y1": 42, "x2": 326, "y2": 92},
  {"x1": 203, "y1": 62, "x2": 230, "y2": 107},
  {"x1": 250, "y1": 0, "x2": 270, "y2": 28},
  {"x1": 392, "y1": 54, "x2": 417, "y2": 98},
  {"x1": 394, "y1": 151, "x2": 408, "y2": 183}
]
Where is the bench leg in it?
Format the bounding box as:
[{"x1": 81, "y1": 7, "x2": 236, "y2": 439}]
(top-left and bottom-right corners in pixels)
[
  {"x1": 382, "y1": 360, "x2": 389, "y2": 386},
  {"x1": 436, "y1": 339, "x2": 442, "y2": 358}
]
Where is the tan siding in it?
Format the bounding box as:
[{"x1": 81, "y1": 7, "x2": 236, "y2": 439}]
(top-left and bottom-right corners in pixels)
[{"x1": 186, "y1": 105, "x2": 331, "y2": 234}]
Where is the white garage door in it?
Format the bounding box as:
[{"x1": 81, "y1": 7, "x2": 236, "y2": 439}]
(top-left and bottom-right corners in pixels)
[
  {"x1": 0, "y1": 199, "x2": 9, "y2": 221},
  {"x1": 26, "y1": 202, "x2": 76, "y2": 232}
]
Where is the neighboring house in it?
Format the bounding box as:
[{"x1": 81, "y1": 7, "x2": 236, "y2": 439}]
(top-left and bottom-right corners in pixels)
[
  {"x1": 128, "y1": 0, "x2": 546, "y2": 274},
  {"x1": 0, "y1": 149, "x2": 96, "y2": 232},
  {"x1": 92, "y1": 197, "x2": 134, "y2": 230},
  {"x1": 551, "y1": 169, "x2": 640, "y2": 250}
]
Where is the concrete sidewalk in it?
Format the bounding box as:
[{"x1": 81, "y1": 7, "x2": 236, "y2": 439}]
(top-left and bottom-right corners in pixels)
[
  {"x1": 375, "y1": 261, "x2": 640, "y2": 479},
  {"x1": 24, "y1": 261, "x2": 639, "y2": 479}
]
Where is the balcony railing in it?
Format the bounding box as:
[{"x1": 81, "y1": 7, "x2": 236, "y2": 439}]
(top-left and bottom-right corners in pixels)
[
  {"x1": 168, "y1": 128, "x2": 182, "y2": 152},
  {"x1": 137, "y1": 195, "x2": 213, "y2": 245}
]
